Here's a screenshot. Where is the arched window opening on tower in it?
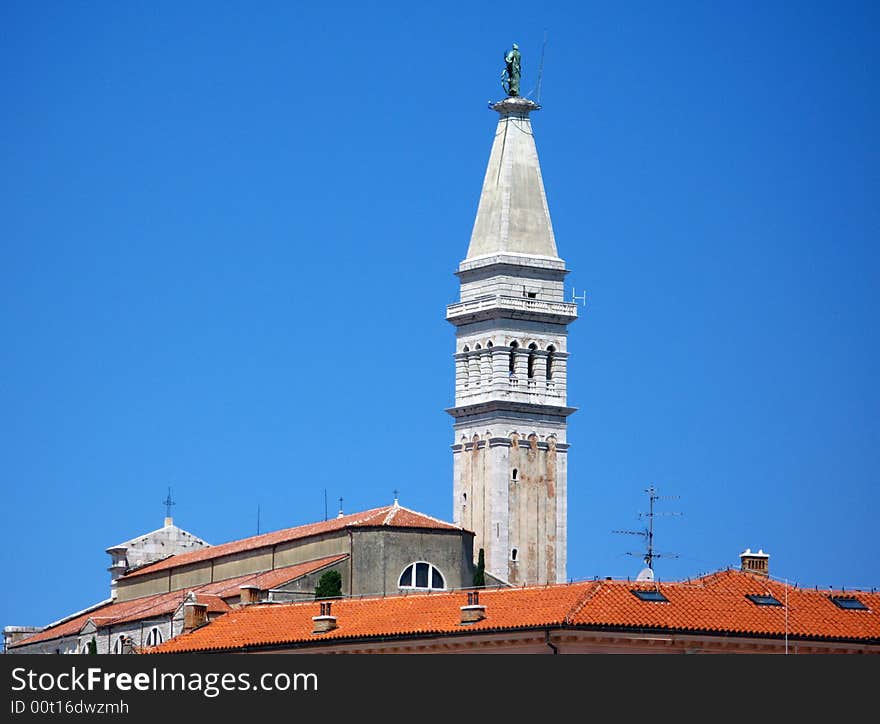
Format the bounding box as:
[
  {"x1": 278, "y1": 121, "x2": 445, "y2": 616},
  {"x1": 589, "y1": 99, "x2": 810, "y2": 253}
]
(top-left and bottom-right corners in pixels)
[
  {"x1": 511, "y1": 548, "x2": 518, "y2": 562},
  {"x1": 399, "y1": 562, "x2": 446, "y2": 591},
  {"x1": 527, "y1": 343, "x2": 538, "y2": 378},
  {"x1": 461, "y1": 346, "x2": 470, "y2": 389},
  {"x1": 512, "y1": 468, "x2": 518, "y2": 481},
  {"x1": 546, "y1": 345, "x2": 556, "y2": 380},
  {"x1": 473, "y1": 344, "x2": 482, "y2": 386},
  {"x1": 508, "y1": 341, "x2": 519, "y2": 375}
]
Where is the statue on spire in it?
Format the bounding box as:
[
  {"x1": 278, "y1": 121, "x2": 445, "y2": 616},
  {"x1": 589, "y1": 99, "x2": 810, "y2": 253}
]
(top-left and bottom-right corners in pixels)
[{"x1": 501, "y1": 43, "x2": 521, "y2": 97}]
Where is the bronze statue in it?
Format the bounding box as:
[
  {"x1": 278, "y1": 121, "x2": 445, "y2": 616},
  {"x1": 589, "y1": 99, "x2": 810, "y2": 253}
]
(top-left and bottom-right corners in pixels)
[{"x1": 501, "y1": 43, "x2": 521, "y2": 97}]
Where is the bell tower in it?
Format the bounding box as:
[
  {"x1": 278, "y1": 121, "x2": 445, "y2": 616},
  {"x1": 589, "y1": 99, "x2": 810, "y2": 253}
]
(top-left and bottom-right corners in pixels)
[{"x1": 447, "y1": 95, "x2": 578, "y2": 585}]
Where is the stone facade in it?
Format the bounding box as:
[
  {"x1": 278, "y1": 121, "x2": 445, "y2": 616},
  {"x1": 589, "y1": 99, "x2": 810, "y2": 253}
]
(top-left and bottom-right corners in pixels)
[
  {"x1": 106, "y1": 517, "x2": 209, "y2": 598},
  {"x1": 448, "y1": 98, "x2": 577, "y2": 585}
]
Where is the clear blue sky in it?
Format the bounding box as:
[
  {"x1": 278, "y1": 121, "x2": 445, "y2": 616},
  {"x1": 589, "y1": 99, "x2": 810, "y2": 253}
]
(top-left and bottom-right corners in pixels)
[{"x1": 2, "y1": 1, "x2": 878, "y2": 633}]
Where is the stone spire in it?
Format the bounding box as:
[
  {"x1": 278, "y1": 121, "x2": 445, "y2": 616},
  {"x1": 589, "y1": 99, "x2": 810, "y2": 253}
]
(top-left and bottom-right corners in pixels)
[{"x1": 466, "y1": 97, "x2": 558, "y2": 261}]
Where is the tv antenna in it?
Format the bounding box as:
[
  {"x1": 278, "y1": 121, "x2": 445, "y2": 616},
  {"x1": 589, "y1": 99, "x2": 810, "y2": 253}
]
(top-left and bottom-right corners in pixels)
[
  {"x1": 613, "y1": 485, "x2": 681, "y2": 574},
  {"x1": 571, "y1": 287, "x2": 587, "y2": 307}
]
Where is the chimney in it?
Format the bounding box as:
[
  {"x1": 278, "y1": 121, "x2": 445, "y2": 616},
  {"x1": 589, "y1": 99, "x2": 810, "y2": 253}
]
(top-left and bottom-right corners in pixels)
[
  {"x1": 460, "y1": 591, "x2": 486, "y2": 624},
  {"x1": 239, "y1": 585, "x2": 261, "y2": 605},
  {"x1": 740, "y1": 548, "x2": 770, "y2": 577},
  {"x1": 183, "y1": 596, "x2": 209, "y2": 632},
  {"x1": 312, "y1": 601, "x2": 338, "y2": 633}
]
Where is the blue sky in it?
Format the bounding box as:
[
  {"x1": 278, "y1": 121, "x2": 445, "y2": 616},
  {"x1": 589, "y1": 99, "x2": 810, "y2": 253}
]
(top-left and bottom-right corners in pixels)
[{"x1": 1, "y1": 1, "x2": 878, "y2": 633}]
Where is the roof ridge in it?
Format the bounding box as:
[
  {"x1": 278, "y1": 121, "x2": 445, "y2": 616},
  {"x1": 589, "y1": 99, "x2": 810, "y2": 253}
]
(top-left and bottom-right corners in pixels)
[
  {"x1": 564, "y1": 581, "x2": 605, "y2": 622},
  {"x1": 390, "y1": 504, "x2": 462, "y2": 529}
]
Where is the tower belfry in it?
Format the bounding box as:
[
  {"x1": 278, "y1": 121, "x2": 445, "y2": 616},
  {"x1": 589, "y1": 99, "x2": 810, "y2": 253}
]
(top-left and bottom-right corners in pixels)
[{"x1": 447, "y1": 86, "x2": 578, "y2": 585}]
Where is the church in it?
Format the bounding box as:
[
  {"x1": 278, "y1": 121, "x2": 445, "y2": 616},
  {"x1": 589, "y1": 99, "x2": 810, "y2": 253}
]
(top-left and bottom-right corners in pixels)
[{"x1": 5, "y1": 57, "x2": 879, "y2": 655}]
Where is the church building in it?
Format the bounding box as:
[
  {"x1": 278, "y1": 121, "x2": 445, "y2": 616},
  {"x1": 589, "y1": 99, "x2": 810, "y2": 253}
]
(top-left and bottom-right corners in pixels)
[{"x1": 5, "y1": 49, "x2": 878, "y2": 656}]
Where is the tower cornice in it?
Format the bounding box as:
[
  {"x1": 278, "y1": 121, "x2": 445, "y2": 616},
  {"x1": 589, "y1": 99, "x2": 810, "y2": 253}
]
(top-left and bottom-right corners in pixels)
[{"x1": 446, "y1": 399, "x2": 577, "y2": 420}]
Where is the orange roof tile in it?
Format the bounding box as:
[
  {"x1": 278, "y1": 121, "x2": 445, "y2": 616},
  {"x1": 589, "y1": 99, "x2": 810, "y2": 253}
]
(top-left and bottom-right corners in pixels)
[
  {"x1": 569, "y1": 569, "x2": 880, "y2": 641},
  {"x1": 153, "y1": 581, "x2": 594, "y2": 653},
  {"x1": 121, "y1": 505, "x2": 462, "y2": 580},
  {"x1": 10, "y1": 555, "x2": 348, "y2": 648},
  {"x1": 152, "y1": 570, "x2": 880, "y2": 653}
]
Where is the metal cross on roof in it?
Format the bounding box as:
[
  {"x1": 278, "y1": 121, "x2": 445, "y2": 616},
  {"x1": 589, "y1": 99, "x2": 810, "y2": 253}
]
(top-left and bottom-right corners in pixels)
[{"x1": 163, "y1": 487, "x2": 175, "y2": 518}]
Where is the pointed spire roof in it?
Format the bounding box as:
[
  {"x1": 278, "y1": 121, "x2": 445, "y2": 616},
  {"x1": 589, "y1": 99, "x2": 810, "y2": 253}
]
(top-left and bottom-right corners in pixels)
[{"x1": 466, "y1": 97, "x2": 558, "y2": 261}]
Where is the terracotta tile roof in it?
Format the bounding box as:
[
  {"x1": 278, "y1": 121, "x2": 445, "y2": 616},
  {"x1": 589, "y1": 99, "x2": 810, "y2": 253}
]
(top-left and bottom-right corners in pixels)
[
  {"x1": 568, "y1": 569, "x2": 880, "y2": 641},
  {"x1": 153, "y1": 581, "x2": 594, "y2": 653},
  {"x1": 121, "y1": 505, "x2": 462, "y2": 580},
  {"x1": 152, "y1": 569, "x2": 880, "y2": 653},
  {"x1": 10, "y1": 555, "x2": 348, "y2": 648}
]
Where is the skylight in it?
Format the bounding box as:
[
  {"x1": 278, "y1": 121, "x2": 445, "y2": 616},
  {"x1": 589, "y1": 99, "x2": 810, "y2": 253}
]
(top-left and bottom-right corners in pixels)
[
  {"x1": 829, "y1": 596, "x2": 869, "y2": 611},
  {"x1": 746, "y1": 594, "x2": 782, "y2": 607},
  {"x1": 631, "y1": 589, "x2": 668, "y2": 603}
]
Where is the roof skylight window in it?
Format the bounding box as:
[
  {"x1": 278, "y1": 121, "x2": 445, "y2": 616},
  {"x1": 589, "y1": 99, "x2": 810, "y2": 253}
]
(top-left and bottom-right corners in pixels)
[
  {"x1": 631, "y1": 589, "x2": 668, "y2": 603},
  {"x1": 746, "y1": 594, "x2": 782, "y2": 607},
  {"x1": 829, "y1": 596, "x2": 868, "y2": 611}
]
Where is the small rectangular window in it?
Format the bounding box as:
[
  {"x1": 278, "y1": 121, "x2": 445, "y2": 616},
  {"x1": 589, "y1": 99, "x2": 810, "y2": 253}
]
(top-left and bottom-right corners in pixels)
[
  {"x1": 746, "y1": 594, "x2": 783, "y2": 607},
  {"x1": 527, "y1": 292, "x2": 537, "y2": 299},
  {"x1": 829, "y1": 596, "x2": 869, "y2": 611},
  {"x1": 631, "y1": 589, "x2": 668, "y2": 602}
]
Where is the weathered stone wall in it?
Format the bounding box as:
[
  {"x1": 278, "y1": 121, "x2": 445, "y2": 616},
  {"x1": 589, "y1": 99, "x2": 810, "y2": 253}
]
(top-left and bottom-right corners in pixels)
[{"x1": 453, "y1": 423, "x2": 568, "y2": 585}]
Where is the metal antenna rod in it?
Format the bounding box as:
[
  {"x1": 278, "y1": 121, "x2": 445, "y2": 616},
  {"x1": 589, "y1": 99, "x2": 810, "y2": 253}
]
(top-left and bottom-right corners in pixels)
[
  {"x1": 535, "y1": 30, "x2": 548, "y2": 104},
  {"x1": 613, "y1": 485, "x2": 681, "y2": 571}
]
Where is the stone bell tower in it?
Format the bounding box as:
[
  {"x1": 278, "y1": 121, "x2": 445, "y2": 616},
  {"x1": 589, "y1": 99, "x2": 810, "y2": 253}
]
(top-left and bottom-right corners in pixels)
[{"x1": 447, "y1": 95, "x2": 578, "y2": 586}]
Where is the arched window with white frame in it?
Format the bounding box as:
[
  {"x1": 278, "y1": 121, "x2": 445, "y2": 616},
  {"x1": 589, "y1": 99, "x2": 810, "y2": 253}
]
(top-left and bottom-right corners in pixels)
[
  {"x1": 145, "y1": 627, "x2": 163, "y2": 647},
  {"x1": 398, "y1": 562, "x2": 446, "y2": 591},
  {"x1": 112, "y1": 635, "x2": 125, "y2": 654}
]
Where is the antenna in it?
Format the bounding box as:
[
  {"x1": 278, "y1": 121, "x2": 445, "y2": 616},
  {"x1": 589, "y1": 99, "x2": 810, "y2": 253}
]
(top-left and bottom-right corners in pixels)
[
  {"x1": 162, "y1": 487, "x2": 175, "y2": 519},
  {"x1": 323, "y1": 489, "x2": 328, "y2": 522},
  {"x1": 612, "y1": 485, "x2": 682, "y2": 572},
  {"x1": 536, "y1": 30, "x2": 547, "y2": 104},
  {"x1": 571, "y1": 287, "x2": 587, "y2": 307},
  {"x1": 527, "y1": 31, "x2": 549, "y2": 103},
  {"x1": 256, "y1": 504, "x2": 261, "y2": 535}
]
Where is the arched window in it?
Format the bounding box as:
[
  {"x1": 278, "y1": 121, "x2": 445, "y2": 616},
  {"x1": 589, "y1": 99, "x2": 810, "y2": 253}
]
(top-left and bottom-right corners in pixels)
[
  {"x1": 461, "y1": 346, "x2": 470, "y2": 388},
  {"x1": 398, "y1": 562, "x2": 446, "y2": 590},
  {"x1": 509, "y1": 341, "x2": 519, "y2": 375},
  {"x1": 546, "y1": 345, "x2": 556, "y2": 380},
  {"x1": 487, "y1": 340, "x2": 493, "y2": 348},
  {"x1": 112, "y1": 636, "x2": 125, "y2": 655},
  {"x1": 527, "y1": 343, "x2": 538, "y2": 378},
  {"x1": 145, "y1": 627, "x2": 163, "y2": 647},
  {"x1": 512, "y1": 468, "x2": 518, "y2": 481},
  {"x1": 511, "y1": 548, "x2": 518, "y2": 561}
]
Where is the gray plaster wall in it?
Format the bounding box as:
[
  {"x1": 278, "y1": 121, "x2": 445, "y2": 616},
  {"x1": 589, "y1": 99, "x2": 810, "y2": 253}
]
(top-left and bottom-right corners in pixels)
[
  {"x1": 269, "y1": 559, "x2": 350, "y2": 603},
  {"x1": 349, "y1": 528, "x2": 475, "y2": 597}
]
